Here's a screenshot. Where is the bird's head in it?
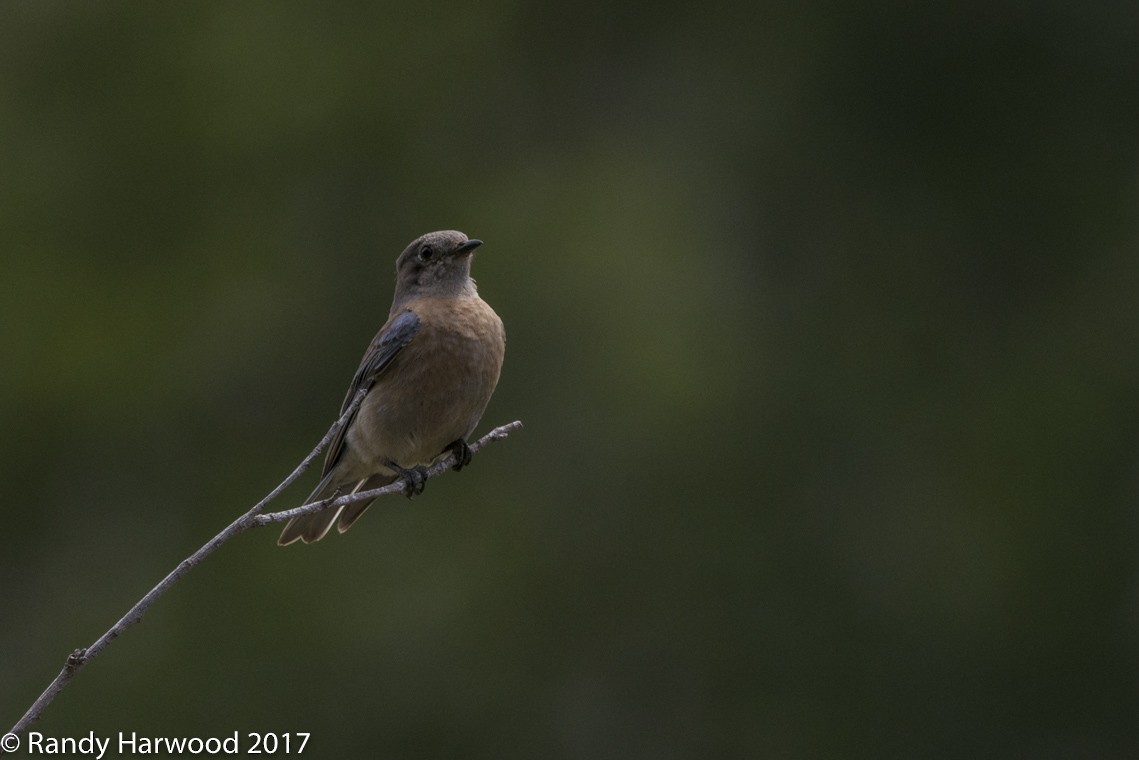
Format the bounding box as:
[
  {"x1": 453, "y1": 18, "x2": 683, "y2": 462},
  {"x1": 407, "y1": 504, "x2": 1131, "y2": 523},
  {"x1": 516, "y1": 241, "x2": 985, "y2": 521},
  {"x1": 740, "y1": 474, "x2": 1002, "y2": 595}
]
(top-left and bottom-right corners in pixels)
[{"x1": 393, "y1": 230, "x2": 483, "y2": 303}]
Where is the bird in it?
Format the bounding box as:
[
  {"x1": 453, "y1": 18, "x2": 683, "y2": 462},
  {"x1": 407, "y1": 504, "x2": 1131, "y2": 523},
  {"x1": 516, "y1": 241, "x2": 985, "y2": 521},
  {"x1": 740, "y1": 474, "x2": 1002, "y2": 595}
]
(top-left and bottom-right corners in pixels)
[{"x1": 278, "y1": 230, "x2": 505, "y2": 546}]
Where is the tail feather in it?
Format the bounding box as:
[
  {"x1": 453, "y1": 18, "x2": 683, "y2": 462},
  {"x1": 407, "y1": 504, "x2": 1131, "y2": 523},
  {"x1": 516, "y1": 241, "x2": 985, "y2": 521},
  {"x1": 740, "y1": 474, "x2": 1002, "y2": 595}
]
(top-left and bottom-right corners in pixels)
[
  {"x1": 277, "y1": 475, "x2": 348, "y2": 546},
  {"x1": 278, "y1": 471, "x2": 399, "y2": 546},
  {"x1": 337, "y1": 473, "x2": 397, "y2": 534}
]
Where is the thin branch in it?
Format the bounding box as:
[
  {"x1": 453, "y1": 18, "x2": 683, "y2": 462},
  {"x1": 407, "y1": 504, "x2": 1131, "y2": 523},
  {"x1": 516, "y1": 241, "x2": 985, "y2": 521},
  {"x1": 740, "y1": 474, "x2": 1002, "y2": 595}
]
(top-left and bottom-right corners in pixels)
[
  {"x1": 254, "y1": 420, "x2": 524, "y2": 526},
  {"x1": 2, "y1": 392, "x2": 522, "y2": 749}
]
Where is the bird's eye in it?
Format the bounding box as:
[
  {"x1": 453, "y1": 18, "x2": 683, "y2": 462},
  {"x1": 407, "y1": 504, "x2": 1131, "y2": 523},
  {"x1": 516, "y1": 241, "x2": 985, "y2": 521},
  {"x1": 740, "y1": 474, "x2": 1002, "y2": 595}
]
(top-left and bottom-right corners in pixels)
[{"x1": 417, "y1": 245, "x2": 434, "y2": 262}]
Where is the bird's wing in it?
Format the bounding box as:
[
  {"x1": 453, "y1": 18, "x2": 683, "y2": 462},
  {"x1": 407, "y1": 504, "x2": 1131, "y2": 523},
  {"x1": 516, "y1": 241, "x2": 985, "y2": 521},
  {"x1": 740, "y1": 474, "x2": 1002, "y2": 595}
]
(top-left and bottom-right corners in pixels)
[{"x1": 321, "y1": 309, "x2": 421, "y2": 476}]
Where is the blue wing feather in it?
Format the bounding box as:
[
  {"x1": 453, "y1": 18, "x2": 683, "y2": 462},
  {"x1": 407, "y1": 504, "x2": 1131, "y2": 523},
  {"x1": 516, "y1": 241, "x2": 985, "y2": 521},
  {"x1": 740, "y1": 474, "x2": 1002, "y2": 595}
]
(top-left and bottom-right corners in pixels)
[{"x1": 321, "y1": 309, "x2": 421, "y2": 476}]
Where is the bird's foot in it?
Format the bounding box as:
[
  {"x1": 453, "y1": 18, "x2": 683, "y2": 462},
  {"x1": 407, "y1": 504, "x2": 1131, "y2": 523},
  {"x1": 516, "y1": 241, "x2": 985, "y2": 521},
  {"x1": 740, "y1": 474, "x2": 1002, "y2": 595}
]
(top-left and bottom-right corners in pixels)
[
  {"x1": 445, "y1": 438, "x2": 473, "y2": 471},
  {"x1": 386, "y1": 460, "x2": 428, "y2": 498}
]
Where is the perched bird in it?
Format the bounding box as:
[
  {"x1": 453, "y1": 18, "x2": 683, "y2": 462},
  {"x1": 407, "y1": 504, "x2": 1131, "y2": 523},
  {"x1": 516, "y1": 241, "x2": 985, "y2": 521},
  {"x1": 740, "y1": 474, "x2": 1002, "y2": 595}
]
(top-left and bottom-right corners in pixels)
[{"x1": 278, "y1": 230, "x2": 505, "y2": 546}]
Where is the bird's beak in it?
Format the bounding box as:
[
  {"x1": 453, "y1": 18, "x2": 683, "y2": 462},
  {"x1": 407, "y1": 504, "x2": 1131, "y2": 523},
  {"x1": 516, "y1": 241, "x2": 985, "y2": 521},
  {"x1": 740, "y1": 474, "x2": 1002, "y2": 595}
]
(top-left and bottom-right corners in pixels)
[{"x1": 454, "y1": 239, "x2": 484, "y2": 255}]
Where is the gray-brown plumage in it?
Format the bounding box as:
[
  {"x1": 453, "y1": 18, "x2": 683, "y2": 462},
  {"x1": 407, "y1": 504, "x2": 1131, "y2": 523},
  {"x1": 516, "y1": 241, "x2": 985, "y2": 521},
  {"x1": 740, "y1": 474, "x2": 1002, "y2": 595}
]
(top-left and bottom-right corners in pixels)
[{"x1": 278, "y1": 230, "x2": 505, "y2": 546}]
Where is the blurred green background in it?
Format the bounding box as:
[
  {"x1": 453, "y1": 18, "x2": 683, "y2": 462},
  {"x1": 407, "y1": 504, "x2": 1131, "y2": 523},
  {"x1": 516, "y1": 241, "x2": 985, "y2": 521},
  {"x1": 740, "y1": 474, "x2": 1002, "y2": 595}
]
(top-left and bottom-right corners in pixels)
[{"x1": 2, "y1": 2, "x2": 1137, "y2": 757}]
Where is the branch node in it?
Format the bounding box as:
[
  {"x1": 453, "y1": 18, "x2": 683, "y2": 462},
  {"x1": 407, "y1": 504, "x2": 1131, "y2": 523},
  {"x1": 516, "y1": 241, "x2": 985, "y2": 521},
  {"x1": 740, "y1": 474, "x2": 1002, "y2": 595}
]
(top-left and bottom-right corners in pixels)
[{"x1": 66, "y1": 649, "x2": 87, "y2": 671}]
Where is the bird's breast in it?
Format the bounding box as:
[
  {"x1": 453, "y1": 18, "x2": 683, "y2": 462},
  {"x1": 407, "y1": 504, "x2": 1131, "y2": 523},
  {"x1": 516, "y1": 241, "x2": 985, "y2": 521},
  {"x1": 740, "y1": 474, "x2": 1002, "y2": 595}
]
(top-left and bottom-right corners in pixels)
[{"x1": 352, "y1": 295, "x2": 504, "y2": 468}]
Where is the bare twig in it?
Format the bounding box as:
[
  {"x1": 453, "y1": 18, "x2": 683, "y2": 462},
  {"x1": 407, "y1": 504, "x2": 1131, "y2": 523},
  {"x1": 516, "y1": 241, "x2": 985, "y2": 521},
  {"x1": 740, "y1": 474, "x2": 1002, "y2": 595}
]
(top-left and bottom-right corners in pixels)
[
  {"x1": 1, "y1": 393, "x2": 521, "y2": 749},
  {"x1": 255, "y1": 419, "x2": 524, "y2": 526}
]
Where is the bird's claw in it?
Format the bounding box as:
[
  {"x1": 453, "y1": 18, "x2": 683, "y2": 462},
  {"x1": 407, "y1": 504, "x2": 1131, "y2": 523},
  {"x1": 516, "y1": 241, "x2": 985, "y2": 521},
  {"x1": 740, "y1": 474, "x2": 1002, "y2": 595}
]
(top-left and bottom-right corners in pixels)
[
  {"x1": 387, "y1": 460, "x2": 428, "y2": 498},
  {"x1": 445, "y1": 439, "x2": 473, "y2": 471}
]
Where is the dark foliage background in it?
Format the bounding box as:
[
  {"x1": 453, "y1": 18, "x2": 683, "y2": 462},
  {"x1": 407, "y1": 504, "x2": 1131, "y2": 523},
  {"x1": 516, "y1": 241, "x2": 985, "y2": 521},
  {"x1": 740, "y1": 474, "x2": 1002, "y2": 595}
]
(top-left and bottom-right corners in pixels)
[{"x1": 2, "y1": 2, "x2": 1137, "y2": 757}]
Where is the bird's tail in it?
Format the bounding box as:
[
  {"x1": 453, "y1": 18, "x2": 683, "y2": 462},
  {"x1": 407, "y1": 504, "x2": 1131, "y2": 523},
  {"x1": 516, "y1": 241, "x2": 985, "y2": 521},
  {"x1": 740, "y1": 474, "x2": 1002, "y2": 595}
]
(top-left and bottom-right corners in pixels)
[
  {"x1": 277, "y1": 472, "x2": 395, "y2": 546},
  {"x1": 336, "y1": 472, "x2": 396, "y2": 534},
  {"x1": 277, "y1": 474, "x2": 343, "y2": 546}
]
